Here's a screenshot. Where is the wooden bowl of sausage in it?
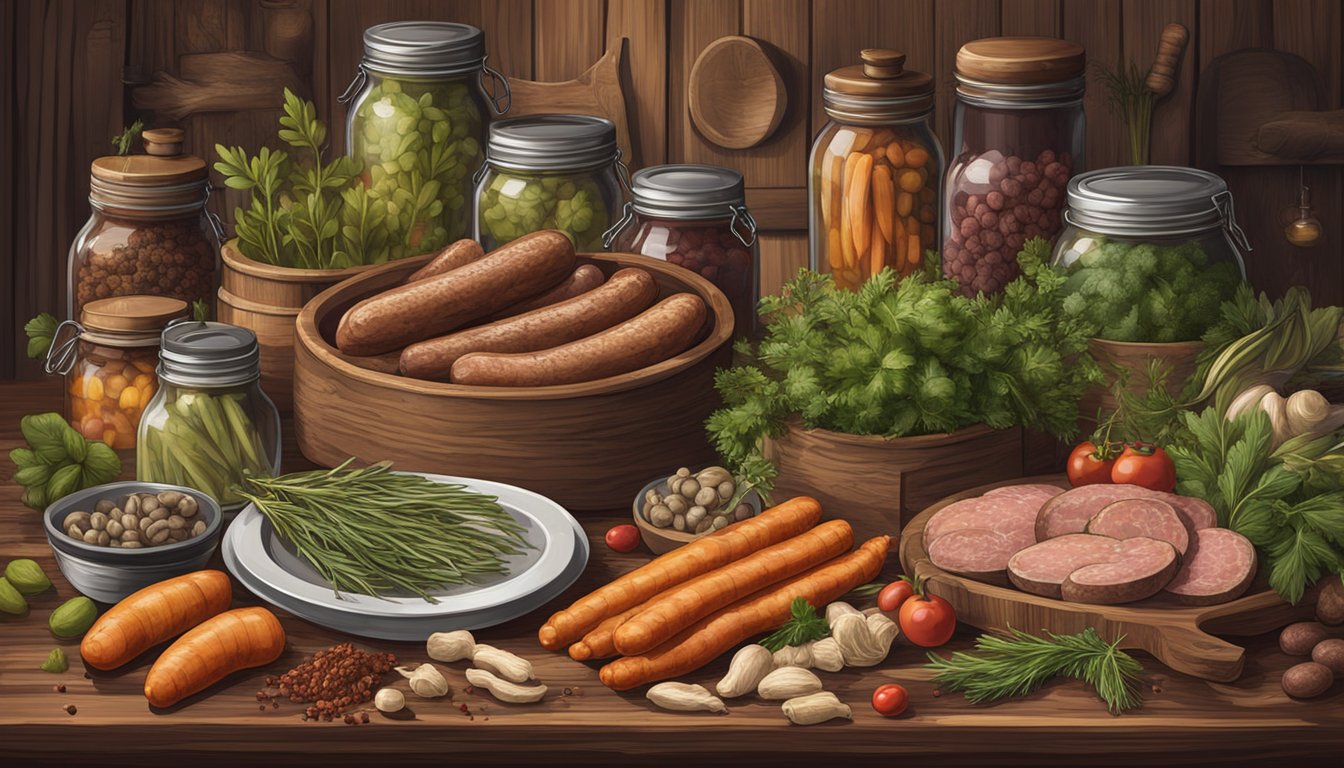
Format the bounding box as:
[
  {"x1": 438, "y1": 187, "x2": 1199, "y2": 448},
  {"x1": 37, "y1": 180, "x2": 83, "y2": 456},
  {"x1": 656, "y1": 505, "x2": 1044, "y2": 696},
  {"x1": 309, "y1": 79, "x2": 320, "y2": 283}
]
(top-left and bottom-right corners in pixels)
[{"x1": 292, "y1": 234, "x2": 735, "y2": 512}]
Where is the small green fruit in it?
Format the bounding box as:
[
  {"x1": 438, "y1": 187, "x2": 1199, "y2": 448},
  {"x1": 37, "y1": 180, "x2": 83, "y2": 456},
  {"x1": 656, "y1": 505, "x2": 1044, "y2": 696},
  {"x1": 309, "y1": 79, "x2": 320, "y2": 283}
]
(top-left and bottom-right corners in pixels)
[
  {"x1": 49, "y1": 596, "x2": 97, "y2": 638},
  {"x1": 4, "y1": 559, "x2": 52, "y2": 596},
  {"x1": 41, "y1": 647, "x2": 69, "y2": 673},
  {"x1": 0, "y1": 577, "x2": 28, "y2": 615}
]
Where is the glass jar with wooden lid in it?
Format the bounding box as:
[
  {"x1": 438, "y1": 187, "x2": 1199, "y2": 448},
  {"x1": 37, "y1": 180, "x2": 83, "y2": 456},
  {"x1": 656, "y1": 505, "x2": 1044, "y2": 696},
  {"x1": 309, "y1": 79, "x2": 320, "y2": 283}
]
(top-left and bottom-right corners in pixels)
[
  {"x1": 943, "y1": 37, "x2": 1086, "y2": 297},
  {"x1": 67, "y1": 128, "x2": 222, "y2": 319},
  {"x1": 44, "y1": 295, "x2": 188, "y2": 451},
  {"x1": 809, "y1": 49, "x2": 943, "y2": 291}
]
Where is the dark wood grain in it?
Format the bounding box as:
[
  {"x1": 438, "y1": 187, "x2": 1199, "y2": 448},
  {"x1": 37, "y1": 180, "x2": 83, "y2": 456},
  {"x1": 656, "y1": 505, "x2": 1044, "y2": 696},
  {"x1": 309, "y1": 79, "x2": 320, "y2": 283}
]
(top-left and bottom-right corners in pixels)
[
  {"x1": 1062, "y1": 0, "x2": 1124, "y2": 171},
  {"x1": 1122, "y1": 0, "x2": 1196, "y2": 166},
  {"x1": 1, "y1": 381, "x2": 1342, "y2": 766},
  {"x1": 934, "y1": 0, "x2": 1000, "y2": 151},
  {"x1": 535, "y1": 0, "x2": 605, "y2": 81},
  {"x1": 606, "y1": 0, "x2": 666, "y2": 168}
]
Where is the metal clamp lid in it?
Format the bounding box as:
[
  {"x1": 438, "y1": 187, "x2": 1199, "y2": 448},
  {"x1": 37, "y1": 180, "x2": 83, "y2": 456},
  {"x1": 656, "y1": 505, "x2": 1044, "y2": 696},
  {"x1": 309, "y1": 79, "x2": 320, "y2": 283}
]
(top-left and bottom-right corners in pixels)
[
  {"x1": 1213, "y1": 190, "x2": 1253, "y2": 253},
  {"x1": 43, "y1": 321, "x2": 84, "y2": 376},
  {"x1": 602, "y1": 202, "x2": 757, "y2": 250}
]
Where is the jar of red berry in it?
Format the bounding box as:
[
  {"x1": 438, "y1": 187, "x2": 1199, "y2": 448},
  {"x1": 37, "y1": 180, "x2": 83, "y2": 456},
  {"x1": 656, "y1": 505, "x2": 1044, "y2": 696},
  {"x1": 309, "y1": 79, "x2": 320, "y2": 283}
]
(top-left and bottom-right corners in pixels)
[
  {"x1": 605, "y1": 165, "x2": 757, "y2": 336},
  {"x1": 943, "y1": 37, "x2": 1086, "y2": 296}
]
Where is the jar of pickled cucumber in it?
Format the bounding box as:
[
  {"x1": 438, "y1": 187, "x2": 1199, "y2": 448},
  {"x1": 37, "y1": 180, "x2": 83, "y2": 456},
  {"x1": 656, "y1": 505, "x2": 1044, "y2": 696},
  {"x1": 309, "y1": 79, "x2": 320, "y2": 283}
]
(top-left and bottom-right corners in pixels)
[
  {"x1": 475, "y1": 115, "x2": 628, "y2": 251},
  {"x1": 43, "y1": 295, "x2": 188, "y2": 453},
  {"x1": 340, "y1": 21, "x2": 510, "y2": 252}
]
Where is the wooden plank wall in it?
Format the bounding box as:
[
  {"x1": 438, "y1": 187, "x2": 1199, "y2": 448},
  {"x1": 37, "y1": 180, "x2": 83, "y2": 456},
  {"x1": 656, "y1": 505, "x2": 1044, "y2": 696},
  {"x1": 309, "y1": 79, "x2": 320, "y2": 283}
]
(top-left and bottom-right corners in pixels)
[{"x1": 3, "y1": 0, "x2": 1344, "y2": 378}]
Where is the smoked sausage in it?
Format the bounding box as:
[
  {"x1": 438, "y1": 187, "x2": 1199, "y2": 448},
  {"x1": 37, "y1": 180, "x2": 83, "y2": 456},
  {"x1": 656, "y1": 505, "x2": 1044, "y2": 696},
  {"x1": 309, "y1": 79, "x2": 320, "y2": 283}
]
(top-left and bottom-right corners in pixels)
[
  {"x1": 336, "y1": 230, "x2": 575, "y2": 356},
  {"x1": 399, "y1": 268, "x2": 659, "y2": 381},
  {"x1": 405, "y1": 239, "x2": 486, "y2": 282},
  {"x1": 451, "y1": 293, "x2": 707, "y2": 386},
  {"x1": 492, "y1": 264, "x2": 606, "y2": 319}
]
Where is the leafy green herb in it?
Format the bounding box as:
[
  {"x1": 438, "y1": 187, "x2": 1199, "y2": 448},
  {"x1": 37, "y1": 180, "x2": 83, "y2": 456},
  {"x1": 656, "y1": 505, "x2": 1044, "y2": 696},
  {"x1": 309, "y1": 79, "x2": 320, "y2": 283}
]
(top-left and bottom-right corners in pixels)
[
  {"x1": 708, "y1": 239, "x2": 1098, "y2": 486},
  {"x1": 760, "y1": 597, "x2": 830, "y2": 652},
  {"x1": 1096, "y1": 60, "x2": 1154, "y2": 165},
  {"x1": 9, "y1": 413, "x2": 121, "y2": 510},
  {"x1": 40, "y1": 647, "x2": 69, "y2": 673},
  {"x1": 24, "y1": 313, "x2": 58, "y2": 359},
  {"x1": 843, "y1": 581, "x2": 886, "y2": 600},
  {"x1": 111, "y1": 119, "x2": 144, "y2": 156},
  {"x1": 191, "y1": 299, "x2": 210, "y2": 322},
  {"x1": 926, "y1": 627, "x2": 1145, "y2": 713}
]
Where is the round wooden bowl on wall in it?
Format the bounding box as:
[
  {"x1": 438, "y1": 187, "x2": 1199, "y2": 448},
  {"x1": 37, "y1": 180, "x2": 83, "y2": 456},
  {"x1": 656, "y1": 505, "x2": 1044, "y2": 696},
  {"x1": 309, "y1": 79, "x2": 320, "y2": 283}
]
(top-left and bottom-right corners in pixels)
[
  {"x1": 763, "y1": 419, "x2": 1025, "y2": 546},
  {"x1": 216, "y1": 241, "x2": 370, "y2": 412},
  {"x1": 292, "y1": 251, "x2": 735, "y2": 512}
]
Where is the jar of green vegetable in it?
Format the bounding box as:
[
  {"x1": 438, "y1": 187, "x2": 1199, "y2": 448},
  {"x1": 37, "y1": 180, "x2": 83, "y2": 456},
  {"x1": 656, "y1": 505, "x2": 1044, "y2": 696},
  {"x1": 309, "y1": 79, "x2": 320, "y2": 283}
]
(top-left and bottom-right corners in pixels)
[
  {"x1": 136, "y1": 322, "x2": 280, "y2": 515},
  {"x1": 1052, "y1": 166, "x2": 1250, "y2": 343},
  {"x1": 340, "y1": 21, "x2": 509, "y2": 251},
  {"x1": 475, "y1": 115, "x2": 627, "y2": 251}
]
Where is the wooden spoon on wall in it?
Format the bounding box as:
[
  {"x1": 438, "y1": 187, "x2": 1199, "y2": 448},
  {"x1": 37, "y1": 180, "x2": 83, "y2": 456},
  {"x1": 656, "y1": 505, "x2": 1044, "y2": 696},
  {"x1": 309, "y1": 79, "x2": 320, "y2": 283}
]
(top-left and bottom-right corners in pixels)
[{"x1": 688, "y1": 35, "x2": 787, "y2": 150}]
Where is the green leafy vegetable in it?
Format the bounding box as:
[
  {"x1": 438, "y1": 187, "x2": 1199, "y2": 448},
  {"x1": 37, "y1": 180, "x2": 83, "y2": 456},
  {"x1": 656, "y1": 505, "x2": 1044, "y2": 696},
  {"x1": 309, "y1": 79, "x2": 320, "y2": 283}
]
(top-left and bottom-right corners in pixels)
[
  {"x1": 111, "y1": 119, "x2": 144, "y2": 156},
  {"x1": 24, "y1": 313, "x2": 58, "y2": 359},
  {"x1": 191, "y1": 299, "x2": 210, "y2": 322},
  {"x1": 708, "y1": 239, "x2": 1099, "y2": 488},
  {"x1": 927, "y1": 627, "x2": 1145, "y2": 713},
  {"x1": 760, "y1": 597, "x2": 830, "y2": 652},
  {"x1": 9, "y1": 413, "x2": 122, "y2": 510}
]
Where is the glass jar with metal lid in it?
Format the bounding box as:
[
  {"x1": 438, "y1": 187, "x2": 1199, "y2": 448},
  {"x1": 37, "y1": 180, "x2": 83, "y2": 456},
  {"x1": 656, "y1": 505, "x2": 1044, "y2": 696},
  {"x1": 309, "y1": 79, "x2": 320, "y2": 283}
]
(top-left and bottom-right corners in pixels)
[
  {"x1": 604, "y1": 164, "x2": 758, "y2": 335},
  {"x1": 810, "y1": 49, "x2": 943, "y2": 291},
  {"x1": 340, "y1": 21, "x2": 510, "y2": 250},
  {"x1": 68, "y1": 128, "x2": 222, "y2": 319},
  {"x1": 137, "y1": 322, "x2": 280, "y2": 513},
  {"x1": 475, "y1": 115, "x2": 628, "y2": 251},
  {"x1": 44, "y1": 295, "x2": 188, "y2": 452},
  {"x1": 1052, "y1": 166, "x2": 1250, "y2": 343},
  {"x1": 943, "y1": 37, "x2": 1086, "y2": 296}
]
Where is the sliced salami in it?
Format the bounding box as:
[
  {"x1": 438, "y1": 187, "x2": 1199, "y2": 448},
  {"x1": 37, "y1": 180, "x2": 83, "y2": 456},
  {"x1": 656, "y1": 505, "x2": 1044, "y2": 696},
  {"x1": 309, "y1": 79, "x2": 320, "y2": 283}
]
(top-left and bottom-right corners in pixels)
[
  {"x1": 1086, "y1": 498, "x2": 1190, "y2": 555},
  {"x1": 983, "y1": 483, "x2": 1066, "y2": 506},
  {"x1": 1163, "y1": 528, "x2": 1257, "y2": 605},
  {"x1": 1008, "y1": 533, "x2": 1179, "y2": 604},
  {"x1": 927, "y1": 528, "x2": 1021, "y2": 582},
  {"x1": 1035, "y1": 484, "x2": 1215, "y2": 541},
  {"x1": 1162, "y1": 495, "x2": 1218, "y2": 532},
  {"x1": 924, "y1": 496, "x2": 1039, "y2": 545}
]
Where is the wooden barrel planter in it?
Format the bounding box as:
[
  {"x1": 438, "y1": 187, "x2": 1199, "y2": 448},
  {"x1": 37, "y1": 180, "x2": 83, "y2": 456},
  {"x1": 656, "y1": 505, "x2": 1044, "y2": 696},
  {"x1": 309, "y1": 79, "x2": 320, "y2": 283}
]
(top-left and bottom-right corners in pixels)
[
  {"x1": 216, "y1": 241, "x2": 370, "y2": 411},
  {"x1": 1079, "y1": 338, "x2": 1205, "y2": 426},
  {"x1": 763, "y1": 420, "x2": 1024, "y2": 546}
]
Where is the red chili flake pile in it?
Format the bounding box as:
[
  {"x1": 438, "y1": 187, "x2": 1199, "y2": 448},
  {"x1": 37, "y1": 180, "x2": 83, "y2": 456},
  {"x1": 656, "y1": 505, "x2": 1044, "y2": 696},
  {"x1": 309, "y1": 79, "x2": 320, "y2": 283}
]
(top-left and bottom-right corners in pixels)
[{"x1": 255, "y1": 643, "x2": 396, "y2": 723}]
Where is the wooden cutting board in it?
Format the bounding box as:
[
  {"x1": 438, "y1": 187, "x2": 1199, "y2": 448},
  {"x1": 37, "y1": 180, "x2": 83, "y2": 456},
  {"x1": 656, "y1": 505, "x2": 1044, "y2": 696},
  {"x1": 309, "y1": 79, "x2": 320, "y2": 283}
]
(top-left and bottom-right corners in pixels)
[{"x1": 898, "y1": 475, "x2": 1317, "y2": 683}]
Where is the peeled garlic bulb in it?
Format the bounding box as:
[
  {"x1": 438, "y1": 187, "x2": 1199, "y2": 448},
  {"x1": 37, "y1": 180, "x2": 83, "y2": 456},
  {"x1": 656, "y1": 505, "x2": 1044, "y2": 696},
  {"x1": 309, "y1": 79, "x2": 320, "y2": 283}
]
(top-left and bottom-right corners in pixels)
[
  {"x1": 396, "y1": 663, "x2": 450, "y2": 698},
  {"x1": 1286, "y1": 390, "x2": 1331, "y2": 436}
]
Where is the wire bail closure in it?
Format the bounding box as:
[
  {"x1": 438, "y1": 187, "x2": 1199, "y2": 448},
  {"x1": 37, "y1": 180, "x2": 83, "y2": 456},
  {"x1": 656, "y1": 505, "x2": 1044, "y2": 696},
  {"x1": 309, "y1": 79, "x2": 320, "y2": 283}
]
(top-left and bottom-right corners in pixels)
[
  {"x1": 1213, "y1": 190, "x2": 1253, "y2": 253},
  {"x1": 729, "y1": 204, "x2": 758, "y2": 247},
  {"x1": 43, "y1": 320, "x2": 85, "y2": 376},
  {"x1": 601, "y1": 202, "x2": 636, "y2": 249},
  {"x1": 480, "y1": 58, "x2": 511, "y2": 115}
]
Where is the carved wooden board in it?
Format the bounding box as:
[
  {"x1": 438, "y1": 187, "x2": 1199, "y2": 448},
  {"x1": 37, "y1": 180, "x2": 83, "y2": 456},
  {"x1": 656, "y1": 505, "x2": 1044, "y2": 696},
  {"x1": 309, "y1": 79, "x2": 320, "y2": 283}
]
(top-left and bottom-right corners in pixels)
[{"x1": 898, "y1": 475, "x2": 1317, "y2": 683}]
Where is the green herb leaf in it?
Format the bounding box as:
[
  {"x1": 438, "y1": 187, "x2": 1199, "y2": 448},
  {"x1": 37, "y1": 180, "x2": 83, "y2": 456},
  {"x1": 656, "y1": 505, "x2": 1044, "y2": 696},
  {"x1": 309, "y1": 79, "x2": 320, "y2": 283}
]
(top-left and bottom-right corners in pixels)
[
  {"x1": 111, "y1": 119, "x2": 144, "y2": 156},
  {"x1": 45, "y1": 464, "x2": 82, "y2": 504},
  {"x1": 81, "y1": 441, "x2": 121, "y2": 487},
  {"x1": 192, "y1": 299, "x2": 210, "y2": 322},
  {"x1": 23, "y1": 313, "x2": 58, "y2": 359},
  {"x1": 9, "y1": 448, "x2": 40, "y2": 469},
  {"x1": 759, "y1": 597, "x2": 830, "y2": 652},
  {"x1": 40, "y1": 647, "x2": 69, "y2": 673},
  {"x1": 20, "y1": 413, "x2": 72, "y2": 464}
]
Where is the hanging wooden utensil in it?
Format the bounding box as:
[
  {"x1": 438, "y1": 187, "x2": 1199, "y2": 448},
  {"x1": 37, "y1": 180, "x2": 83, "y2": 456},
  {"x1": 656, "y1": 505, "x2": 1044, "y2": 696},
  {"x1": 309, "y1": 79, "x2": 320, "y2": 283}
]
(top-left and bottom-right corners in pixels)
[{"x1": 688, "y1": 36, "x2": 787, "y2": 150}]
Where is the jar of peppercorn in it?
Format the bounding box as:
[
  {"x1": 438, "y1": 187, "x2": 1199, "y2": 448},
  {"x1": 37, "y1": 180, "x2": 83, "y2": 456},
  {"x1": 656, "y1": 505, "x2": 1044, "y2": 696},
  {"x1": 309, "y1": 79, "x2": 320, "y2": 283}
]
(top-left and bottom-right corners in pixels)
[
  {"x1": 943, "y1": 37, "x2": 1086, "y2": 296},
  {"x1": 44, "y1": 295, "x2": 188, "y2": 452},
  {"x1": 809, "y1": 49, "x2": 944, "y2": 291},
  {"x1": 67, "y1": 128, "x2": 222, "y2": 320},
  {"x1": 604, "y1": 165, "x2": 758, "y2": 336}
]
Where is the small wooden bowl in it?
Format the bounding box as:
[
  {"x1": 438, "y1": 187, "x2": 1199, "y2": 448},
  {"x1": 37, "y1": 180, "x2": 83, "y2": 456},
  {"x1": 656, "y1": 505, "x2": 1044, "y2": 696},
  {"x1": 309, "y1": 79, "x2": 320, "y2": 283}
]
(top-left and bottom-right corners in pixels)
[
  {"x1": 688, "y1": 36, "x2": 787, "y2": 150},
  {"x1": 292, "y1": 252, "x2": 734, "y2": 512},
  {"x1": 631, "y1": 473, "x2": 763, "y2": 554}
]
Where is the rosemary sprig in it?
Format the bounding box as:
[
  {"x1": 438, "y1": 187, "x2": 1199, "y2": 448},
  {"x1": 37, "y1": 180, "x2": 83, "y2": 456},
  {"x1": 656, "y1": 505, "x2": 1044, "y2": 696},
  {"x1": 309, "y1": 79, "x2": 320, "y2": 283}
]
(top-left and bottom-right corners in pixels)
[
  {"x1": 760, "y1": 597, "x2": 829, "y2": 652},
  {"x1": 236, "y1": 460, "x2": 531, "y2": 602},
  {"x1": 926, "y1": 627, "x2": 1145, "y2": 713},
  {"x1": 1096, "y1": 60, "x2": 1153, "y2": 165}
]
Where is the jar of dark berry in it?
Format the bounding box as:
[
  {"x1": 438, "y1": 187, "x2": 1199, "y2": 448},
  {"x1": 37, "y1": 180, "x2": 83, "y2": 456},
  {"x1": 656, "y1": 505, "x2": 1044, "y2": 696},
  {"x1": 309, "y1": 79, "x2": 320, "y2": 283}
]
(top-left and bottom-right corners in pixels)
[
  {"x1": 67, "y1": 128, "x2": 222, "y2": 320},
  {"x1": 943, "y1": 37, "x2": 1085, "y2": 296},
  {"x1": 605, "y1": 165, "x2": 757, "y2": 336}
]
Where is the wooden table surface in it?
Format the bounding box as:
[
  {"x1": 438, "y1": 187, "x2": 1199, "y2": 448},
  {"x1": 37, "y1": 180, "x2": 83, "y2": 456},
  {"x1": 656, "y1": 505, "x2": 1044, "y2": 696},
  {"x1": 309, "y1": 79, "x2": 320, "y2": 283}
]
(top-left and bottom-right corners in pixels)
[{"x1": 0, "y1": 380, "x2": 1340, "y2": 767}]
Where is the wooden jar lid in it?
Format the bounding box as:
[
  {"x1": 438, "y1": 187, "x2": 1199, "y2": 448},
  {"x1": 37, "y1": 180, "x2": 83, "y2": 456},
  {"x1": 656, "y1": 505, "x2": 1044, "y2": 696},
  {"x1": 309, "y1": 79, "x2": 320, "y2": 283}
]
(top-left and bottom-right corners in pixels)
[
  {"x1": 81, "y1": 295, "x2": 189, "y2": 334},
  {"x1": 824, "y1": 48, "x2": 933, "y2": 98},
  {"x1": 955, "y1": 37, "x2": 1085, "y2": 85},
  {"x1": 91, "y1": 129, "x2": 206, "y2": 186}
]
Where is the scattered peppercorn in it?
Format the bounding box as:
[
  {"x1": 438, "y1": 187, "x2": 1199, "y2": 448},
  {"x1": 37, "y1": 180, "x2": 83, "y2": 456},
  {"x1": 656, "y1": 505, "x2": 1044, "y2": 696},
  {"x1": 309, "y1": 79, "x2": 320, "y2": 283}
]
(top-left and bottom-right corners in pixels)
[
  {"x1": 52, "y1": 684, "x2": 66, "y2": 694},
  {"x1": 360, "y1": 712, "x2": 370, "y2": 724},
  {"x1": 255, "y1": 643, "x2": 396, "y2": 723},
  {"x1": 563, "y1": 687, "x2": 573, "y2": 696},
  {"x1": 63, "y1": 704, "x2": 77, "y2": 716},
  {"x1": 1152, "y1": 685, "x2": 1163, "y2": 694},
  {"x1": 932, "y1": 689, "x2": 942, "y2": 698}
]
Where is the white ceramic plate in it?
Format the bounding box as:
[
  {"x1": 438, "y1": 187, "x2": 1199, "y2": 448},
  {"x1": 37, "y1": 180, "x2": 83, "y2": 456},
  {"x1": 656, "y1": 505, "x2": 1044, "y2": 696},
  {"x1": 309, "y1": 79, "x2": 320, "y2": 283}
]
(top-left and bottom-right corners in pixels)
[{"x1": 224, "y1": 473, "x2": 582, "y2": 620}]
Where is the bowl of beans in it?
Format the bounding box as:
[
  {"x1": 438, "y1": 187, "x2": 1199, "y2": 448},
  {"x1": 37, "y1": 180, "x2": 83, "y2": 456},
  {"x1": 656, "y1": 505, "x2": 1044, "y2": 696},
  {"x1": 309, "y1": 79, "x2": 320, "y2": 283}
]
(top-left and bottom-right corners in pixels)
[{"x1": 43, "y1": 481, "x2": 223, "y2": 602}]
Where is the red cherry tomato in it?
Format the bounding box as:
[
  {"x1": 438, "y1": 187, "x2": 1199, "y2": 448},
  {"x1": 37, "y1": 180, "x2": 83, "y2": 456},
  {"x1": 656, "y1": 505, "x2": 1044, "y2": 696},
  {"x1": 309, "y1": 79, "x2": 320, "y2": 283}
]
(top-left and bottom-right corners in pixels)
[
  {"x1": 898, "y1": 593, "x2": 957, "y2": 647},
  {"x1": 1110, "y1": 443, "x2": 1176, "y2": 492},
  {"x1": 1067, "y1": 440, "x2": 1115, "y2": 487},
  {"x1": 871, "y1": 683, "x2": 909, "y2": 717},
  {"x1": 877, "y1": 579, "x2": 916, "y2": 613},
  {"x1": 605, "y1": 524, "x2": 641, "y2": 553}
]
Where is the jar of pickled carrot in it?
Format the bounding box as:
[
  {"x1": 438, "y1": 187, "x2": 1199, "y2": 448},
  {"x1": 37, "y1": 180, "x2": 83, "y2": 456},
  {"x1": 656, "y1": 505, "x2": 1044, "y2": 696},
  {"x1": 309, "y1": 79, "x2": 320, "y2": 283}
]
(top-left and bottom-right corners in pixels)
[{"x1": 44, "y1": 295, "x2": 188, "y2": 452}]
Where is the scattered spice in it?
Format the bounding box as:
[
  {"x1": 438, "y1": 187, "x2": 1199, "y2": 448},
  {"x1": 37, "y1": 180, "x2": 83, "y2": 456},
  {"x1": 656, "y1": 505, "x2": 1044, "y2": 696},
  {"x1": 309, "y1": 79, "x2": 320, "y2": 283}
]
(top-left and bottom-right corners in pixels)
[
  {"x1": 52, "y1": 684, "x2": 67, "y2": 694},
  {"x1": 563, "y1": 687, "x2": 573, "y2": 696},
  {"x1": 1152, "y1": 685, "x2": 1163, "y2": 694},
  {"x1": 932, "y1": 689, "x2": 942, "y2": 698},
  {"x1": 255, "y1": 643, "x2": 396, "y2": 722},
  {"x1": 360, "y1": 712, "x2": 370, "y2": 724},
  {"x1": 63, "y1": 704, "x2": 77, "y2": 716}
]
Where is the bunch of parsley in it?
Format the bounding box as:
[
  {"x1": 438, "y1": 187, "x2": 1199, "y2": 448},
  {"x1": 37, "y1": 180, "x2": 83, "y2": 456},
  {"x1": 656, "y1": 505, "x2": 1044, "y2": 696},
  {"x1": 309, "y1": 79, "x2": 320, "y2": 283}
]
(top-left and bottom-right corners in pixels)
[{"x1": 708, "y1": 240, "x2": 1099, "y2": 482}]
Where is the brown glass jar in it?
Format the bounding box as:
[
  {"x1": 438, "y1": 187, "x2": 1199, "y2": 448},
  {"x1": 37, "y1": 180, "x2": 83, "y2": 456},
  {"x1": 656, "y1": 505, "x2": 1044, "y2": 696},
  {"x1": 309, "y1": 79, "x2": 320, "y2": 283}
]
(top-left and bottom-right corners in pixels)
[{"x1": 67, "y1": 128, "x2": 221, "y2": 320}]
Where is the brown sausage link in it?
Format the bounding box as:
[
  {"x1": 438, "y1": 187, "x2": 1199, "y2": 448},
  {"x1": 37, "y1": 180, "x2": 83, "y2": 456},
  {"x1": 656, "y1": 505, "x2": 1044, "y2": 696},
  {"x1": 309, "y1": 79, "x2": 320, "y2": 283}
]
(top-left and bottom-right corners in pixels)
[
  {"x1": 491, "y1": 264, "x2": 606, "y2": 319},
  {"x1": 405, "y1": 239, "x2": 486, "y2": 282},
  {"x1": 450, "y1": 293, "x2": 707, "y2": 387},
  {"x1": 399, "y1": 268, "x2": 659, "y2": 381},
  {"x1": 336, "y1": 230, "x2": 575, "y2": 356}
]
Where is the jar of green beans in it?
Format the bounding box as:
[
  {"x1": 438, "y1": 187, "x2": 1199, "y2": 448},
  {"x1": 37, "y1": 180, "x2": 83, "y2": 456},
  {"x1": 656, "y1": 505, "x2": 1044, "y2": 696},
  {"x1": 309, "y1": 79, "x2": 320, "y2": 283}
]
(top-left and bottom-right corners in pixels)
[
  {"x1": 136, "y1": 322, "x2": 280, "y2": 515},
  {"x1": 474, "y1": 115, "x2": 628, "y2": 251},
  {"x1": 340, "y1": 21, "x2": 510, "y2": 251}
]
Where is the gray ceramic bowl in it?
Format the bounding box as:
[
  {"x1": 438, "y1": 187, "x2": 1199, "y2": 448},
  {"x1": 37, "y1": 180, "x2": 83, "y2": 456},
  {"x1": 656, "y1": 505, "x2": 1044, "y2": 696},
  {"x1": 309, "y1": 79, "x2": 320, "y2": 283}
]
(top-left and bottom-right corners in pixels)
[
  {"x1": 632, "y1": 469, "x2": 763, "y2": 554},
  {"x1": 44, "y1": 481, "x2": 223, "y2": 603}
]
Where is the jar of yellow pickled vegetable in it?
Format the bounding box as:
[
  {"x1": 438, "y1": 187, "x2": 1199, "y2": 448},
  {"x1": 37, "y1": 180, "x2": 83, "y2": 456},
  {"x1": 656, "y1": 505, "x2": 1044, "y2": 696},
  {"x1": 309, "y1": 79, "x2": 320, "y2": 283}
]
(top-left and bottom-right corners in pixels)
[
  {"x1": 809, "y1": 49, "x2": 943, "y2": 291},
  {"x1": 44, "y1": 295, "x2": 188, "y2": 452}
]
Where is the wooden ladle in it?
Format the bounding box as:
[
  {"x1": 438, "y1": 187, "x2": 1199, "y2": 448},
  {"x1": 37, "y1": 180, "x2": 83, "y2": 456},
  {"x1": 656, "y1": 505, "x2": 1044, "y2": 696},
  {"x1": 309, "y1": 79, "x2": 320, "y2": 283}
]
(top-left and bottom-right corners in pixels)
[{"x1": 688, "y1": 35, "x2": 787, "y2": 150}]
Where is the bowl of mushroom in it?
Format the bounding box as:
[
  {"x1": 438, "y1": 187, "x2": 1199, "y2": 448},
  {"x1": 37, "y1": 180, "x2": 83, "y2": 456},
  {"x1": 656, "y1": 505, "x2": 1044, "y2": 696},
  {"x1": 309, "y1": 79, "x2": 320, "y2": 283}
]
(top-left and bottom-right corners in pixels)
[{"x1": 632, "y1": 466, "x2": 762, "y2": 554}]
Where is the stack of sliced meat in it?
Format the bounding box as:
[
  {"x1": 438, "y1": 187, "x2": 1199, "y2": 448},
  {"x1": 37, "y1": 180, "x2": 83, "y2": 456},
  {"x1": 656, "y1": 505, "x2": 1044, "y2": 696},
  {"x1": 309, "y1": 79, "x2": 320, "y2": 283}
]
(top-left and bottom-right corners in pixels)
[{"x1": 924, "y1": 483, "x2": 1257, "y2": 606}]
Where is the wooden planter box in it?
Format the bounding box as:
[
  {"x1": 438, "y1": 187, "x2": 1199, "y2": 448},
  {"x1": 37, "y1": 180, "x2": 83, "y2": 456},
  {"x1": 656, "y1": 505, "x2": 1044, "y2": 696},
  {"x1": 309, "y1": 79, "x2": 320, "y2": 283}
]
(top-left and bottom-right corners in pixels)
[
  {"x1": 1079, "y1": 338, "x2": 1205, "y2": 425},
  {"x1": 763, "y1": 419, "x2": 1024, "y2": 545}
]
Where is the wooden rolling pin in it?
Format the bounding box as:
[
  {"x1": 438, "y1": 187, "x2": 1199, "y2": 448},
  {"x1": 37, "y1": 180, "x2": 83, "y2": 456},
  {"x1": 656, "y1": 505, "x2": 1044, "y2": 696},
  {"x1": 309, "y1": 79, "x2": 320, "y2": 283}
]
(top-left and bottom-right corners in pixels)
[{"x1": 1145, "y1": 23, "x2": 1189, "y2": 97}]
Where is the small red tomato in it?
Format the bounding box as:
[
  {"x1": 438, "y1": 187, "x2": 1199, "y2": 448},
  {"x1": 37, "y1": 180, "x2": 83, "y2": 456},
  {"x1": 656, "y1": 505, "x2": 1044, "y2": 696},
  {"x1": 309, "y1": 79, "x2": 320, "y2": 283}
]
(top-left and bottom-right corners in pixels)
[
  {"x1": 1066, "y1": 440, "x2": 1115, "y2": 487},
  {"x1": 605, "y1": 524, "x2": 640, "y2": 553},
  {"x1": 1110, "y1": 443, "x2": 1177, "y2": 492},
  {"x1": 872, "y1": 683, "x2": 909, "y2": 717},
  {"x1": 877, "y1": 579, "x2": 916, "y2": 613},
  {"x1": 899, "y1": 594, "x2": 957, "y2": 647}
]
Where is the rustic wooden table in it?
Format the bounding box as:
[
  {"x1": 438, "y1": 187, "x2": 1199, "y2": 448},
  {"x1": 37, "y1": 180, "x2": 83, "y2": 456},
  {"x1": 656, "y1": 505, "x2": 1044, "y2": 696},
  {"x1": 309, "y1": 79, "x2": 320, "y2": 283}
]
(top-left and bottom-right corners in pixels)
[{"x1": 0, "y1": 380, "x2": 1339, "y2": 767}]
